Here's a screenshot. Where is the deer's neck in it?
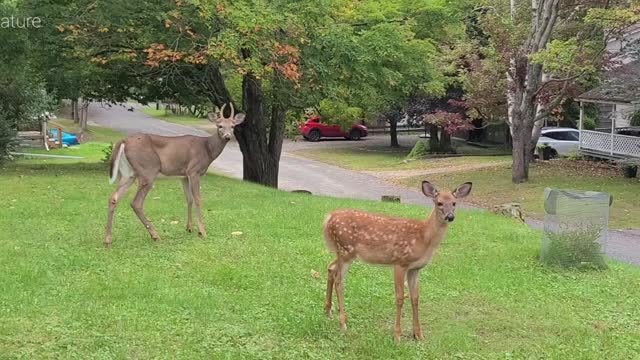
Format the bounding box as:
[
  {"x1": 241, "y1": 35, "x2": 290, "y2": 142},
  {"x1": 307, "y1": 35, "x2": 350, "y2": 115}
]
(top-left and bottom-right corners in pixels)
[
  {"x1": 205, "y1": 135, "x2": 228, "y2": 162},
  {"x1": 423, "y1": 209, "x2": 449, "y2": 246}
]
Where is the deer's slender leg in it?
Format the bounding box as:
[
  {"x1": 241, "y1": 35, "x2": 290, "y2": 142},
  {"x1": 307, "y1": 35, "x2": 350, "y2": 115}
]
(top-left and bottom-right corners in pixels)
[
  {"x1": 188, "y1": 176, "x2": 206, "y2": 237},
  {"x1": 394, "y1": 265, "x2": 408, "y2": 343},
  {"x1": 131, "y1": 177, "x2": 160, "y2": 241},
  {"x1": 407, "y1": 268, "x2": 423, "y2": 341},
  {"x1": 325, "y1": 259, "x2": 337, "y2": 317},
  {"x1": 105, "y1": 176, "x2": 135, "y2": 247},
  {"x1": 181, "y1": 177, "x2": 193, "y2": 233},
  {"x1": 334, "y1": 257, "x2": 353, "y2": 331}
]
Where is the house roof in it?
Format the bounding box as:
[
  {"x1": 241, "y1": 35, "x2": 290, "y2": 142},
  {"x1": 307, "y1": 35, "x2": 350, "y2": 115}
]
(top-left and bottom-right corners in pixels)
[{"x1": 577, "y1": 61, "x2": 640, "y2": 104}]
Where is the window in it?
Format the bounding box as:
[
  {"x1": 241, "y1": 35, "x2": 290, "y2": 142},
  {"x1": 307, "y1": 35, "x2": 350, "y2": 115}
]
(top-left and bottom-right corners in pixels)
[{"x1": 543, "y1": 131, "x2": 579, "y2": 141}]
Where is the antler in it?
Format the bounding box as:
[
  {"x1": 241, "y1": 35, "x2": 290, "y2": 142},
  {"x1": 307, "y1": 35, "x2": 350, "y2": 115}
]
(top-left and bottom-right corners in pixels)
[
  {"x1": 229, "y1": 102, "x2": 235, "y2": 120},
  {"x1": 219, "y1": 103, "x2": 227, "y2": 119}
]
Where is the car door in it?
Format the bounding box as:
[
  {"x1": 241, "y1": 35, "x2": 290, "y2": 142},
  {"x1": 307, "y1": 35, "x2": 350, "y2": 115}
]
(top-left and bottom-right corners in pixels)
[{"x1": 324, "y1": 122, "x2": 344, "y2": 137}]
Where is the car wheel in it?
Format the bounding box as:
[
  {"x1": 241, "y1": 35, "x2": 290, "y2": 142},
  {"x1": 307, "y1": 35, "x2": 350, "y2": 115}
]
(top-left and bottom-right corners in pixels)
[
  {"x1": 350, "y1": 129, "x2": 361, "y2": 141},
  {"x1": 308, "y1": 129, "x2": 321, "y2": 142}
]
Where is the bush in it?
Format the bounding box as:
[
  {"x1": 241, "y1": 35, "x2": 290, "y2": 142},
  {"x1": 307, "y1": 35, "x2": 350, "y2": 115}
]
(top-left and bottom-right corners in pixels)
[
  {"x1": 541, "y1": 225, "x2": 607, "y2": 270},
  {"x1": 406, "y1": 140, "x2": 429, "y2": 160},
  {"x1": 102, "y1": 143, "x2": 114, "y2": 164},
  {"x1": 0, "y1": 112, "x2": 16, "y2": 163},
  {"x1": 629, "y1": 110, "x2": 640, "y2": 127},
  {"x1": 582, "y1": 115, "x2": 597, "y2": 130}
]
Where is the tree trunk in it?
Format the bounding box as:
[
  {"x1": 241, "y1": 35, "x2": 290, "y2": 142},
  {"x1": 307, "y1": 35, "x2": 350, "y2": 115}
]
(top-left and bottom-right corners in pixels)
[
  {"x1": 71, "y1": 98, "x2": 79, "y2": 123},
  {"x1": 439, "y1": 129, "x2": 454, "y2": 153},
  {"x1": 234, "y1": 74, "x2": 282, "y2": 188},
  {"x1": 428, "y1": 124, "x2": 439, "y2": 152},
  {"x1": 510, "y1": 111, "x2": 535, "y2": 182},
  {"x1": 389, "y1": 118, "x2": 399, "y2": 148}
]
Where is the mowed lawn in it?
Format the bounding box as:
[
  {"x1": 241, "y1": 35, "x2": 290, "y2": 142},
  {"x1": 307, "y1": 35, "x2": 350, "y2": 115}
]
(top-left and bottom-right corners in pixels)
[
  {"x1": 143, "y1": 108, "x2": 209, "y2": 126},
  {"x1": 398, "y1": 160, "x2": 640, "y2": 230},
  {"x1": 17, "y1": 119, "x2": 124, "y2": 164},
  {"x1": 291, "y1": 147, "x2": 511, "y2": 172},
  {"x1": 1, "y1": 162, "x2": 640, "y2": 358}
]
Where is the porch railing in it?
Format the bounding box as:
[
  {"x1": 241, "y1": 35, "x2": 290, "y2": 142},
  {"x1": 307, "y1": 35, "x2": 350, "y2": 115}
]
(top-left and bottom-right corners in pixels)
[{"x1": 580, "y1": 130, "x2": 640, "y2": 158}]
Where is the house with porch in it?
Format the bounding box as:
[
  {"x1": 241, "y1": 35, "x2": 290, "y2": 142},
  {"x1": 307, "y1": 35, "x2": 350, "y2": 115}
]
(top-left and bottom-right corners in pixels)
[{"x1": 576, "y1": 61, "x2": 640, "y2": 160}]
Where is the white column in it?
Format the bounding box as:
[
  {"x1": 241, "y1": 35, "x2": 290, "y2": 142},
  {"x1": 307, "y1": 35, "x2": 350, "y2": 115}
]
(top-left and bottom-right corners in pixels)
[
  {"x1": 610, "y1": 104, "x2": 616, "y2": 155},
  {"x1": 579, "y1": 101, "x2": 584, "y2": 151}
]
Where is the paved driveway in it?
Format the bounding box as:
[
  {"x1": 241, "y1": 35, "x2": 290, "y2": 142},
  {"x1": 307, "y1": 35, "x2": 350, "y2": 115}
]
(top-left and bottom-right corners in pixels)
[
  {"x1": 89, "y1": 103, "x2": 640, "y2": 266},
  {"x1": 89, "y1": 103, "x2": 433, "y2": 206}
]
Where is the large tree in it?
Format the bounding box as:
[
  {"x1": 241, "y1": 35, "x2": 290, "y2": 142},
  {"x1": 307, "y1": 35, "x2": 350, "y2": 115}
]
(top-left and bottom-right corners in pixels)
[
  {"x1": 477, "y1": 0, "x2": 640, "y2": 182},
  {"x1": 37, "y1": 0, "x2": 450, "y2": 187}
]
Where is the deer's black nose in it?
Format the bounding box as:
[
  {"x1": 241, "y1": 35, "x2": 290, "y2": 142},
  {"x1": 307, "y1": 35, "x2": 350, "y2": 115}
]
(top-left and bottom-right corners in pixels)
[
  {"x1": 223, "y1": 135, "x2": 232, "y2": 141},
  {"x1": 446, "y1": 214, "x2": 455, "y2": 222}
]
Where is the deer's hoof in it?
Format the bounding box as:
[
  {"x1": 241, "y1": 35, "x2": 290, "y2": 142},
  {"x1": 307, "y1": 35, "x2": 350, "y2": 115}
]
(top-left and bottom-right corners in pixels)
[
  {"x1": 186, "y1": 227, "x2": 192, "y2": 233},
  {"x1": 413, "y1": 332, "x2": 424, "y2": 341},
  {"x1": 198, "y1": 231, "x2": 207, "y2": 238},
  {"x1": 151, "y1": 235, "x2": 160, "y2": 242},
  {"x1": 394, "y1": 334, "x2": 402, "y2": 344},
  {"x1": 324, "y1": 307, "x2": 333, "y2": 318},
  {"x1": 340, "y1": 323, "x2": 347, "y2": 332}
]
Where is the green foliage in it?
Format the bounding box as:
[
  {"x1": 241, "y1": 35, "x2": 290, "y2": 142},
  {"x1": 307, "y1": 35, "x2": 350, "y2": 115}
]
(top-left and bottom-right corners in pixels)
[
  {"x1": 561, "y1": 150, "x2": 584, "y2": 161},
  {"x1": 629, "y1": 110, "x2": 640, "y2": 127},
  {"x1": 541, "y1": 226, "x2": 608, "y2": 270},
  {"x1": 0, "y1": 112, "x2": 17, "y2": 163},
  {"x1": 101, "y1": 143, "x2": 113, "y2": 164},
  {"x1": 406, "y1": 140, "x2": 429, "y2": 160},
  {"x1": 318, "y1": 99, "x2": 363, "y2": 129}
]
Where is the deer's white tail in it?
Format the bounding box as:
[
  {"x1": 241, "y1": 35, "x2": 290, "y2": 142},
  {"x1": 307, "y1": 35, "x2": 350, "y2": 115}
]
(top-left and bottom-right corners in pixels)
[
  {"x1": 322, "y1": 213, "x2": 338, "y2": 252},
  {"x1": 109, "y1": 143, "x2": 134, "y2": 184}
]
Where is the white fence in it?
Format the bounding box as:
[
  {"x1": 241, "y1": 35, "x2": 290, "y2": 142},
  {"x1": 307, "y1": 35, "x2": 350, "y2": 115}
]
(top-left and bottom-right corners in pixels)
[{"x1": 581, "y1": 130, "x2": 640, "y2": 158}]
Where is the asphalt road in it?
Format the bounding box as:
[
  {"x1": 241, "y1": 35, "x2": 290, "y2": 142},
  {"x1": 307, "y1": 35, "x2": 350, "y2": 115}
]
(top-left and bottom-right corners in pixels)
[
  {"x1": 88, "y1": 103, "x2": 433, "y2": 206},
  {"x1": 89, "y1": 103, "x2": 640, "y2": 266}
]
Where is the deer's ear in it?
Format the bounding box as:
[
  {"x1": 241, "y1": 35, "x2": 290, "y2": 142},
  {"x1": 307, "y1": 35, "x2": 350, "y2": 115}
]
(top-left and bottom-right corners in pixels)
[
  {"x1": 421, "y1": 181, "x2": 438, "y2": 198},
  {"x1": 233, "y1": 113, "x2": 246, "y2": 125},
  {"x1": 453, "y1": 182, "x2": 472, "y2": 199},
  {"x1": 207, "y1": 111, "x2": 220, "y2": 124}
]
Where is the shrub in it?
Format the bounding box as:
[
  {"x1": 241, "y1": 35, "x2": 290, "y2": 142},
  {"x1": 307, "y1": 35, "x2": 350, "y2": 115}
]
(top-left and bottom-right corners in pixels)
[
  {"x1": 0, "y1": 112, "x2": 16, "y2": 163},
  {"x1": 406, "y1": 140, "x2": 429, "y2": 160},
  {"x1": 102, "y1": 143, "x2": 114, "y2": 164},
  {"x1": 629, "y1": 110, "x2": 640, "y2": 127},
  {"x1": 541, "y1": 225, "x2": 607, "y2": 270}
]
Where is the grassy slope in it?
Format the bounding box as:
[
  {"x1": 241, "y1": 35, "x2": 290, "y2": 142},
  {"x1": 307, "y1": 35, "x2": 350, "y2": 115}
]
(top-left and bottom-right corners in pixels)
[
  {"x1": 143, "y1": 108, "x2": 207, "y2": 126},
  {"x1": 399, "y1": 162, "x2": 640, "y2": 230},
  {"x1": 17, "y1": 119, "x2": 124, "y2": 164},
  {"x1": 291, "y1": 147, "x2": 511, "y2": 171},
  {"x1": 1, "y1": 162, "x2": 639, "y2": 358}
]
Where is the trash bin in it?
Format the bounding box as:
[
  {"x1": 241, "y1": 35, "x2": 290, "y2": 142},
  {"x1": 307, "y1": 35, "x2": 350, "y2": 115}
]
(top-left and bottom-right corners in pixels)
[{"x1": 540, "y1": 188, "x2": 612, "y2": 270}]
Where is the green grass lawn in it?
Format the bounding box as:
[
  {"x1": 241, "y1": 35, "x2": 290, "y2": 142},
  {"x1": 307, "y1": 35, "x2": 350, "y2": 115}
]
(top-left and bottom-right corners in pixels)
[
  {"x1": 292, "y1": 146, "x2": 511, "y2": 172},
  {"x1": 398, "y1": 160, "x2": 640, "y2": 230},
  {"x1": 1, "y1": 159, "x2": 639, "y2": 358},
  {"x1": 16, "y1": 119, "x2": 125, "y2": 164},
  {"x1": 143, "y1": 108, "x2": 209, "y2": 126}
]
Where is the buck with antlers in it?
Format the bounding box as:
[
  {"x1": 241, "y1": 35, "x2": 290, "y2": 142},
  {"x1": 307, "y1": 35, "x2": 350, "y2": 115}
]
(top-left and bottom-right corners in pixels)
[
  {"x1": 323, "y1": 180, "x2": 472, "y2": 342},
  {"x1": 105, "y1": 103, "x2": 245, "y2": 247}
]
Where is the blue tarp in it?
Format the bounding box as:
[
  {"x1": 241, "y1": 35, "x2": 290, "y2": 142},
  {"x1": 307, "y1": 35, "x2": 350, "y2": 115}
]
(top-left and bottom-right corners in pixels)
[{"x1": 49, "y1": 129, "x2": 79, "y2": 146}]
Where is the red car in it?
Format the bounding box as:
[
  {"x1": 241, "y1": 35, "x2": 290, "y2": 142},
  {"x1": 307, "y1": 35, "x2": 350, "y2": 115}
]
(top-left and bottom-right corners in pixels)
[{"x1": 299, "y1": 116, "x2": 368, "y2": 142}]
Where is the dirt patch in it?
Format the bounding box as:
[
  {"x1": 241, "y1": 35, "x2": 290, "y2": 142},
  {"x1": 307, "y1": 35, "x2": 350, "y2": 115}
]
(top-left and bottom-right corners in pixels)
[{"x1": 366, "y1": 160, "x2": 511, "y2": 180}]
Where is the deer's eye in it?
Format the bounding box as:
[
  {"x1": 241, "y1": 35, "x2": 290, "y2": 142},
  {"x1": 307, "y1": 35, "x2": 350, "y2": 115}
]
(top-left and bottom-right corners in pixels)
[
  {"x1": 453, "y1": 202, "x2": 457, "y2": 206},
  {"x1": 437, "y1": 202, "x2": 443, "y2": 207},
  {"x1": 218, "y1": 125, "x2": 223, "y2": 129}
]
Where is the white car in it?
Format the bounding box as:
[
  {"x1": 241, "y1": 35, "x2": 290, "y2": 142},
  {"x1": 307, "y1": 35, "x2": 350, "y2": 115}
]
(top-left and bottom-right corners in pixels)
[{"x1": 537, "y1": 127, "x2": 580, "y2": 157}]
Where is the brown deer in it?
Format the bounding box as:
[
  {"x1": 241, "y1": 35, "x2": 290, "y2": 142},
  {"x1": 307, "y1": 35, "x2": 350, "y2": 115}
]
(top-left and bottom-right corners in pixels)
[
  {"x1": 104, "y1": 103, "x2": 245, "y2": 247},
  {"x1": 323, "y1": 181, "x2": 472, "y2": 342}
]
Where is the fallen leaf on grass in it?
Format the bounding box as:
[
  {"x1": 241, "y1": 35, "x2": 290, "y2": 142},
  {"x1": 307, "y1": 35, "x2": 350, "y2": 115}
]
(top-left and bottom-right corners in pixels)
[
  {"x1": 170, "y1": 220, "x2": 179, "y2": 225},
  {"x1": 231, "y1": 231, "x2": 243, "y2": 236},
  {"x1": 310, "y1": 270, "x2": 320, "y2": 279}
]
